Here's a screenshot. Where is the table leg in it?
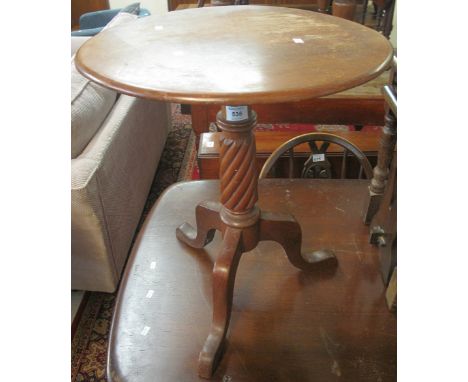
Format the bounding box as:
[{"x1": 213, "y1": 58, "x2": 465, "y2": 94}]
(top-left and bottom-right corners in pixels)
[
  {"x1": 176, "y1": 201, "x2": 222, "y2": 248},
  {"x1": 177, "y1": 105, "x2": 337, "y2": 379},
  {"x1": 259, "y1": 211, "x2": 337, "y2": 272},
  {"x1": 361, "y1": 0, "x2": 370, "y2": 24},
  {"x1": 317, "y1": 0, "x2": 331, "y2": 13}
]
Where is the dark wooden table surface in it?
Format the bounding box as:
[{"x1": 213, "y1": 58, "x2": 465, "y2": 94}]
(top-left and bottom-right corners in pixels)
[
  {"x1": 108, "y1": 179, "x2": 396, "y2": 381},
  {"x1": 75, "y1": 5, "x2": 392, "y2": 104}
]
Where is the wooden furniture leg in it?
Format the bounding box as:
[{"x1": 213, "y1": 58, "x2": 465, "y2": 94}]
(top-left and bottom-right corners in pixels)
[
  {"x1": 176, "y1": 201, "x2": 222, "y2": 248},
  {"x1": 369, "y1": 153, "x2": 396, "y2": 284},
  {"x1": 259, "y1": 211, "x2": 337, "y2": 271},
  {"x1": 382, "y1": 0, "x2": 396, "y2": 38},
  {"x1": 317, "y1": 0, "x2": 331, "y2": 13},
  {"x1": 385, "y1": 266, "x2": 397, "y2": 311},
  {"x1": 362, "y1": 110, "x2": 396, "y2": 223},
  {"x1": 332, "y1": 0, "x2": 357, "y2": 21},
  {"x1": 198, "y1": 227, "x2": 243, "y2": 378},
  {"x1": 361, "y1": 0, "x2": 370, "y2": 24},
  {"x1": 363, "y1": 58, "x2": 397, "y2": 224},
  {"x1": 177, "y1": 105, "x2": 337, "y2": 378}
]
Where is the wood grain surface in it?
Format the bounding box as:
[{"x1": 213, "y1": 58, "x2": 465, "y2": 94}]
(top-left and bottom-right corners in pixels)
[
  {"x1": 108, "y1": 180, "x2": 396, "y2": 381},
  {"x1": 75, "y1": 6, "x2": 393, "y2": 104}
]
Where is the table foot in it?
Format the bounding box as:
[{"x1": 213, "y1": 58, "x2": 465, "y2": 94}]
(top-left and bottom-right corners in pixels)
[
  {"x1": 260, "y1": 211, "x2": 338, "y2": 271},
  {"x1": 176, "y1": 201, "x2": 222, "y2": 248},
  {"x1": 198, "y1": 227, "x2": 243, "y2": 379}
]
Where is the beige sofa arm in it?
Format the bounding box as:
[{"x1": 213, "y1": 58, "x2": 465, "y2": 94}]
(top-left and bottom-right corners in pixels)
[
  {"x1": 72, "y1": 95, "x2": 171, "y2": 292},
  {"x1": 71, "y1": 36, "x2": 91, "y2": 57}
]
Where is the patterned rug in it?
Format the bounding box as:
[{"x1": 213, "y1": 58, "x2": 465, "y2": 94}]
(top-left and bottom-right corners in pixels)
[{"x1": 71, "y1": 105, "x2": 382, "y2": 381}]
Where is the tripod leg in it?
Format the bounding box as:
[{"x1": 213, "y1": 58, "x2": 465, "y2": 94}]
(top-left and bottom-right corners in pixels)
[
  {"x1": 176, "y1": 201, "x2": 222, "y2": 249},
  {"x1": 198, "y1": 227, "x2": 243, "y2": 379},
  {"x1": 259, "y1": 212, "x2": 337, "y2": 271}
]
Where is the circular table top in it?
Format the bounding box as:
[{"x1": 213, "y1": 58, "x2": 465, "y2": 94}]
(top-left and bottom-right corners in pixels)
[{"x1": 75, "y1": 5, "x2": 393, "y2": 105}]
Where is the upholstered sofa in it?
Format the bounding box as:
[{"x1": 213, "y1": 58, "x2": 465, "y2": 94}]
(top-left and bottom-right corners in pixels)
[{"x1": 71, "y1": 38, "x2": 171, "y2": 292}]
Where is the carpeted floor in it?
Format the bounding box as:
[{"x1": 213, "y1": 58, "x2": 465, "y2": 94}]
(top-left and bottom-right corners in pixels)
[{"x1": 71, "y1": 104, "x2": 382, "y2": 381}]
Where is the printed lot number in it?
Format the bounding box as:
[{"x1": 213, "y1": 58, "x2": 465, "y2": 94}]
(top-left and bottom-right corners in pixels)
[{"x1": 226, "y1": 106, "x2": 248, "y2": 122}]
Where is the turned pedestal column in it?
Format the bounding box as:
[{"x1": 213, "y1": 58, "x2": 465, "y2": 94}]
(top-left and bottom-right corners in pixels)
[{"x1": 176, "y1": 105, "x2": 337, "y2": 378}]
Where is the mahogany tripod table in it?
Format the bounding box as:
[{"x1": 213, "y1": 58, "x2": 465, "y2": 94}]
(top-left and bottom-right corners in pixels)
[{"x1": 75, "y1": 5, "x2": 393, "y2": 380}]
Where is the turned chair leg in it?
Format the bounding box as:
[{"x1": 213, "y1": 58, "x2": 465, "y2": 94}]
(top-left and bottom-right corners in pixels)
[{"x1": 362, "y1": 111, "x2": 396, "y2": 224}]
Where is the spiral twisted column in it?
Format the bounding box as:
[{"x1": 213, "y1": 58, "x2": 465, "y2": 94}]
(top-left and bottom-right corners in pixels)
[{"x1": 216, "y1": 106, "x2": 259, "y2": 228}]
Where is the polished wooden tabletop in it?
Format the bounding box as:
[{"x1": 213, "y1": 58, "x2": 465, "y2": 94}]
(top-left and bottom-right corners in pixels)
[
  {"x1": 75, "y1": 6, "x2": 393, "y2": 104},
  {"x1": 108, "y1": 180, "x2": 396, "y2": 381}
]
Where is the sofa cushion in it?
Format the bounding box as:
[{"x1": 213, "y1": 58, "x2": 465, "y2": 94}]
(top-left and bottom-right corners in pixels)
[
  {"x1": 71, "y1": 36, "x2": 91, "y2": 57},
  {"x1": 71, "y1": 60, "x2": 117, "y2": 158},
  {"x1": 71, "y1": 6, "x2": 141, "y2": 159}
]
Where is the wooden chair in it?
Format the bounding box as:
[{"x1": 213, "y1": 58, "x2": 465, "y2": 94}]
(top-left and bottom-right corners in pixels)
[
  {"x1": 373, "y1": 0, "x2": 396, "y2": 37},
  {"x1": 259, "y1": 132, "x2": 373, "y2": 180}
]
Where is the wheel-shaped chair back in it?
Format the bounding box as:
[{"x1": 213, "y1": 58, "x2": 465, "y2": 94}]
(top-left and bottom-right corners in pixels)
[{"x1": 259, "y1": 132, "x2": 373, "y2": 180}]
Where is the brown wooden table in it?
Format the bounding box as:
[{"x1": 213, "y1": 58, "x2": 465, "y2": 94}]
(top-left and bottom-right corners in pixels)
[
  {"x1": 108, "y1": 180, "x2": 396, "y2": 381},
  {"x1": 75, "y1": 5, "x2": 393, "y2": 378}
]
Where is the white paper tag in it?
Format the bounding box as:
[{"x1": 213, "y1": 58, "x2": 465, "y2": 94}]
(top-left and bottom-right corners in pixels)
[
  {"x1": 312, "y1": 153, "x2": 325, "y2": 162},
  {"x1": 146, "y1": 290, "x2": 154, "y2": 298},
  {"x1": 226, "y1": 106, "x2": 248, "y2": 122},
  {"x1": 293, "y1": 38, "x2": 304, "y2": 44}
]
